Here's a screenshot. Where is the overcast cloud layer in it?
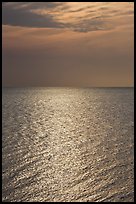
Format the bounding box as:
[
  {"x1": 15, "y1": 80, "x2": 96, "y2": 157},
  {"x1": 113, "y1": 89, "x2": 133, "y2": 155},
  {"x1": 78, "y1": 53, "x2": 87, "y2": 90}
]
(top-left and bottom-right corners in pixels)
[{"x1": 2, "y1": 2, "x2": 134, "y2": 32}]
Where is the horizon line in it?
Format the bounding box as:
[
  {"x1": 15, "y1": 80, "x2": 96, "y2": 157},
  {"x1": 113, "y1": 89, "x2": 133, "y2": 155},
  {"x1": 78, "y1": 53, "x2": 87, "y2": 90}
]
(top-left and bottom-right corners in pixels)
[{"x1": 2, "y1": 86, "x2": 134, "y2": 88}]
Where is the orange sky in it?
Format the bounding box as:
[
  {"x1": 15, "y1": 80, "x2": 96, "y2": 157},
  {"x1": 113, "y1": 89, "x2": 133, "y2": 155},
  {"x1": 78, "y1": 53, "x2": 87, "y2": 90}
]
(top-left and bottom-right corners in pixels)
[{"x1": 2, "y1": 2, "x2": 134, "y2": 87}]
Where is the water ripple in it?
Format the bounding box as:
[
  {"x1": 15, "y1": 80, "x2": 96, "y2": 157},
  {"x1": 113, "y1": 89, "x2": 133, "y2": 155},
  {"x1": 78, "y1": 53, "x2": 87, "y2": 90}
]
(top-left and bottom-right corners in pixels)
[{"x1": 2, "y1": 88, "x2": 134, "y2": 202}]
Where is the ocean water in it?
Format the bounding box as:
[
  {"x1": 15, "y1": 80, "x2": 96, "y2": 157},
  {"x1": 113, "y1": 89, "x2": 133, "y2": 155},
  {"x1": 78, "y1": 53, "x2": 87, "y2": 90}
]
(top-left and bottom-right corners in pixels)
[{"x1": 2, "y1": 88, "x2": 134, "y2": 202}]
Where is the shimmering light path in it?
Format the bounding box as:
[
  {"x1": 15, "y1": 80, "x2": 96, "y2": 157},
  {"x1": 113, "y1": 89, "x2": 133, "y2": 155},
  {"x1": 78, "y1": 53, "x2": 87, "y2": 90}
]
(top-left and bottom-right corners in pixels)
[{"x1": 2, "y1": 88, "x2": 134, "y2": 202}]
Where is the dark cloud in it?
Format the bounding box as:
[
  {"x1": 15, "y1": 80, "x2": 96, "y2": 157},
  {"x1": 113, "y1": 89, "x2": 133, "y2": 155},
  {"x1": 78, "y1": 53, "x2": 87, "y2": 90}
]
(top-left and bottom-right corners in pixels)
[
  {"x1": 2, "y1": 3, "x2": 64, "y2": 28},
  {"x1": 2, "y1": 2, "x2": 62, "y2": 9},
  {"x1": 68, "y1": 6, "x2": 94, "y2": 13},
  {"x1": 2, "y1": 3, "x2": 98, "y2": 31},
  {"x1": 72, "y1": 17, "x2": 112, "y2": 33}
]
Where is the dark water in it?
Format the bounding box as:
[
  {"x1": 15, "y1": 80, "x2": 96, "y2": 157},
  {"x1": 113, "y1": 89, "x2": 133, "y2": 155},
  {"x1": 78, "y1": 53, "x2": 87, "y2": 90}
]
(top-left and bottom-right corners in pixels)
[{"x1": 2, "y1": 88, "x2": 134, "y2": 202}]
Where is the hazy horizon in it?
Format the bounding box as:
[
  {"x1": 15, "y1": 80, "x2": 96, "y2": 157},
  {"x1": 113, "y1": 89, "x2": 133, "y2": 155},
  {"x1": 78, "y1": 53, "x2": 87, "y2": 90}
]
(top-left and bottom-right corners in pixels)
[{"x1": 2, "y1": 86, "x2": 134, "y2": 88}]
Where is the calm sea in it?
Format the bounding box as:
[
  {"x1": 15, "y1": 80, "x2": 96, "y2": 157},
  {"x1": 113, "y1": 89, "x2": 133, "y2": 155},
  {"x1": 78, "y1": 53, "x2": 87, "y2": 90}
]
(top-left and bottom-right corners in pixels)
[{"x1": 2, "y1": 88, "x2": 134, "y2": 202}]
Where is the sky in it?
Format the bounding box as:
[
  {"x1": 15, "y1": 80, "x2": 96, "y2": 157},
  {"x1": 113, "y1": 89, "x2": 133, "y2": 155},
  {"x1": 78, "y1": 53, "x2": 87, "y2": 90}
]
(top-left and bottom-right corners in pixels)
[{"x1": 2, "y1": 2, "x2": 134, "y2": 87}]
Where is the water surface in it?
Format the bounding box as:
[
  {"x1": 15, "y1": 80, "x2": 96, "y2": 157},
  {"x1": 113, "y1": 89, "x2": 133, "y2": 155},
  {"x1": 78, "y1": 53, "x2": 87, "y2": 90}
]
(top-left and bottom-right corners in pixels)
[{"x1": 2, "y1": 88, "x2": 134, "y2": 202}]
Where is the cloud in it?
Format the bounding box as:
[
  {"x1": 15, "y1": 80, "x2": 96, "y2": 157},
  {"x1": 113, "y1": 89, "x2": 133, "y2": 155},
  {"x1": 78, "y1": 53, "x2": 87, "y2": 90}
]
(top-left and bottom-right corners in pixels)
[
  {"x1": 2, "y1": 2, "x2": 64, "y2": 28},
  {"x1": 2, "y1": 2, "x2": 134, "y2": 32}
]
